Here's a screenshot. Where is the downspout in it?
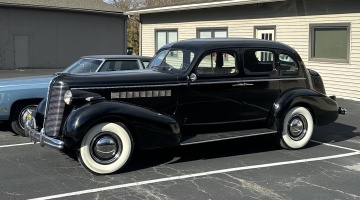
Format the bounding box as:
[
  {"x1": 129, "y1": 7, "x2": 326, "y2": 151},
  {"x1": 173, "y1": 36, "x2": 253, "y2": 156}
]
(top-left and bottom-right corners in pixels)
[
  {"x1": 124, "y1": 15, "x2": 128, "y2": 55},
  {"x1": 139, "y1": 15, "x2": 142, "y2": 56}
]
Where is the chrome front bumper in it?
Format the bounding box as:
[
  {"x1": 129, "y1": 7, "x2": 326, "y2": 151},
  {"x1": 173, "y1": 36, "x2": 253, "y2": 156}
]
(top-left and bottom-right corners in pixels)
[{"x1": 24, "y1": 118, "x2": 64, "y2": 150}]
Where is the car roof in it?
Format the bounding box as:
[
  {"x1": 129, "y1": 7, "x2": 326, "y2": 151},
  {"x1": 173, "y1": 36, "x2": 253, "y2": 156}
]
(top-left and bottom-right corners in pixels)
[
  {"x1": 162, "y1": 38, "x2": 297, "y2": 54},
  {"x1": 81, "y1": 55, "x2": 152, "y2": 61}
]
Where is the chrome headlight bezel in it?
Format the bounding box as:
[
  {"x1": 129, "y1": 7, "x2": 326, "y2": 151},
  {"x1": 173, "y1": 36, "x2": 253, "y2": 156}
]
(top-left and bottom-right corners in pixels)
[{"x1": 64, "y1": 90, "x2": 73, "y2": 105}]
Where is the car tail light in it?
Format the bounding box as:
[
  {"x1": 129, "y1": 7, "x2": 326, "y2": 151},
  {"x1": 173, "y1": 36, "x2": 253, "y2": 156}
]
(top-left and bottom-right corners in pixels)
[{"x1": 308, "y1": 69, "x2": 326, "y2": 95}]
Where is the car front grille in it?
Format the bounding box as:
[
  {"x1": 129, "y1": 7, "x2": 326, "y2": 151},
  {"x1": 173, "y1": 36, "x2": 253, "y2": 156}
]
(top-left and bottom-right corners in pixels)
[{"x1": 44, "y1": 84, "x2": 67, "y2": 137}]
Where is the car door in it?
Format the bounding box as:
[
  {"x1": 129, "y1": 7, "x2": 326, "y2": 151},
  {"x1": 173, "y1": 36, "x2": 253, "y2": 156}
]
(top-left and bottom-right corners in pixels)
[
  {"x1": 240, "y1": 48, "x2": 280, "y2": 128},
  {"x1": 177, "y1": 49, "x2": 243, "y2": 132}
]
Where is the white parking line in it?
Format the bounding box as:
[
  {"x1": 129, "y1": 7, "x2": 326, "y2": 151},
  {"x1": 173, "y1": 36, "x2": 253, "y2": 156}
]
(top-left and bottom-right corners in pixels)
[
  {"x1": 0, "y1": 142, "x2": 33, "y2": 148},
  {"x1": 30, "y1": 141, "x2": 360, "y2": 200},
  {"x1": 311, "y1": 140, "x2": 360, "y2": 152}
]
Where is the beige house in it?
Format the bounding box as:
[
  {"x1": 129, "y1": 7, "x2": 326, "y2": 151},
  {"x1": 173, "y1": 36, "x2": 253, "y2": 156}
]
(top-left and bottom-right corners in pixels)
[{"x1": 128, "y1": 0, "x2": 360, "y2": 101}]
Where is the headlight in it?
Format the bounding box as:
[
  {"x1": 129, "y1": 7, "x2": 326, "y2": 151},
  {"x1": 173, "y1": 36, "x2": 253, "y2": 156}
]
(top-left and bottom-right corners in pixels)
[{"x1": 64, "y1": 90, "x2": 73, "y2": 105}]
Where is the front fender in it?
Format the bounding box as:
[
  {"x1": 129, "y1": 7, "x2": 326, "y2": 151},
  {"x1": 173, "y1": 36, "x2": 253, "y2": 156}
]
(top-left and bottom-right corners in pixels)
[
  {"x1": 269, "y1": 88, "x2": 339, "y2": 132},
  {"x1": 63, "y1": 101, "x2": 181, "y2": 149}
]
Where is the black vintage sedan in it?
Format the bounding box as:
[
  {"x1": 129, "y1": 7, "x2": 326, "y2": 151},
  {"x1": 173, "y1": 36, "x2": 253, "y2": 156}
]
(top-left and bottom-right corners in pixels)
[{"x1": 25, "y1": 38, "x2": 346, "y2": 174}]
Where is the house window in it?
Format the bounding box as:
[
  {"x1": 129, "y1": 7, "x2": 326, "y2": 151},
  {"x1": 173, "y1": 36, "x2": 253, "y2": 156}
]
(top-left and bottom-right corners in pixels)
[
  {"x1": 155, "y1": 30, "x2": 178, "y2": 51},
  {"x1": 197, "y1": 28, "x2": 228, "y2": 38},
  {"x1": 254, "y1": 26, "x2": 276, "y2": 41},
  {"x1": 310, "y1": 23, "x2": 350, "y2": 62}
]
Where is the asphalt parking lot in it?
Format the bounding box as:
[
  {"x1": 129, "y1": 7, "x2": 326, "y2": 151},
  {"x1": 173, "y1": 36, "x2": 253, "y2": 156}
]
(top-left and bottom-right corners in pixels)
[{"x1": 0, "y1": 70, "x2": 359, "y2": 200}]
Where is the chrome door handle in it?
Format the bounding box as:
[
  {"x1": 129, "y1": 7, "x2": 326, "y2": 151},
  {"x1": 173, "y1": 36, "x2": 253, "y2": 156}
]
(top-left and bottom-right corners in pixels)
[
  {"x1": 243, "y1": 83, "x2": 254, "y2": 86},
  {"x1": 232, "y1": 83, "x2": 254, "y2": 87},
  {"x1": 232, "y1": 83, "x2": 245, "y2": 87}
]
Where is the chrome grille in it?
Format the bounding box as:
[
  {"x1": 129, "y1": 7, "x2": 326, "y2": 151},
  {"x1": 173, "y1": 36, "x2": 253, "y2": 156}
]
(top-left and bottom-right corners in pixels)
[{"x1": 44, "y1": 85, "x2": 67, "y2": 137}]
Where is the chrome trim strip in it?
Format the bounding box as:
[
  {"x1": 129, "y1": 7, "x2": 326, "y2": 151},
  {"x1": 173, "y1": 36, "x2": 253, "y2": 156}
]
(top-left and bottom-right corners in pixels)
[
  {"x1": 75, "y1": 83, "x2": 187, "y2": 90},
  {"x1": 242, "y1": 77, "x2": 307, "y2": 82},
  {"x1": 191, "y1": 80, "x2": 241, "y2": 85},
  {"x1": 181, "y1": 131, "x2": 277, "y2": 146},
  {"x1": 73, "y1": 77, "x2": 306, "y2": 90},
  {"x1": 279, "y1": 77, "x2": 306, "y2": 81},
  {"x1": 190, "y1": 77, "x2": 306, "y2": 86}
]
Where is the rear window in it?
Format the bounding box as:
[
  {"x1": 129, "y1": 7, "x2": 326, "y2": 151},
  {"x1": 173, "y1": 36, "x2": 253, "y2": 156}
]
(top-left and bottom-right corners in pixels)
[
  {"x1": 279, "y1": 53, "x2": 299, "y2": 76},
  {"x1": 99, "y1": 60, "x2": 139, "y2": 71}
]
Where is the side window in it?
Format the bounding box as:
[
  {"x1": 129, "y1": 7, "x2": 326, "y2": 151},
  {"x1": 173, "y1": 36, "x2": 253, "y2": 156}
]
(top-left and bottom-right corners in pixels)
[
  {"x1": 99, "y1": 60, "x2": 139, "y2": 72},
  {"x1": 163, "y1": 50, "x2": 195, "y2": 70},
  {"x1": 196, "y1": 50, "x2": 238, "y2": 75},
  {"x1": 279, "y1": 53, "x2": 298, "y2": 75},
  {"x1": 244, "y1": 50, "x2": 274, "y2": 74}
]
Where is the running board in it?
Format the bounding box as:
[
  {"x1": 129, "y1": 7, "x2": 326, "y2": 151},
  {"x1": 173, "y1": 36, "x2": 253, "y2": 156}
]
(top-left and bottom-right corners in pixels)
[{"x1": 180, "y1": 128, "x2": 277, "y2": 146}]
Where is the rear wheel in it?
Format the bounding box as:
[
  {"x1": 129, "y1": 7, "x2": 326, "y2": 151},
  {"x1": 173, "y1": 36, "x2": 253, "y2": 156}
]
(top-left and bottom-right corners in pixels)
[
  {"x1": 10, "y1": 102, "x2": 38, "y2": 136},
  {"x1": 280, "y1": 107, "x2": 314, "y2": 149},
  {"x1": 78, "y1": 122, "x2": 133, "y2": 174}
]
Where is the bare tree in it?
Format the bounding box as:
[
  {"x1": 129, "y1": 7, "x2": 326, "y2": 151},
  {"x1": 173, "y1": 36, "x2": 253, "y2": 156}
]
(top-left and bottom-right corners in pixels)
[{"x1": 108, "y1": 0, "x2": 194, "y2": 55}]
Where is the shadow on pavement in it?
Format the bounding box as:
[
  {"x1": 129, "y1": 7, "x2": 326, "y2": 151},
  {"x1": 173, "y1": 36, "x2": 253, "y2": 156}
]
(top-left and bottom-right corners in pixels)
[
  {"x1": 122, "y1": 121, "x2": 358, "y2": 174},
  {"x1": 5, "y1": 120, "x2": 356, "y2": 174},
  {"x1": 0, "y1": 122, "x2": 13, "y2": 133},
  {"x1": 314, "y1": 122, "x2": 359, "y2": 143}
]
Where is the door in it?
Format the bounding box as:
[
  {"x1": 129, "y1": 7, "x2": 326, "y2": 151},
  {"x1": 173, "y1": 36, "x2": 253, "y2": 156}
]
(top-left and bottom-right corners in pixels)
[
  {"x1": 14, "y1": 36, "x2": 29, "y2": 68},
  {"x1": 178, "y1": 49, "x2": 243, "y2": 132},
  {"x1": 241, "y1": 49, "x2": 279, "y2": 128}
]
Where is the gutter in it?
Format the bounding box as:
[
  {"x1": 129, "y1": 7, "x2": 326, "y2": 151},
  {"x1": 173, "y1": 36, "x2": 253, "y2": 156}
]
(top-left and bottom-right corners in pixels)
[{"x1": 126, "y1": 0, "x2": 286, "y2": 15}]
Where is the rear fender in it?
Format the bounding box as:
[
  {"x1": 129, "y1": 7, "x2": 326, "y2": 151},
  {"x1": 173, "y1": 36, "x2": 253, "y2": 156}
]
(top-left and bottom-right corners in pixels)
[
  {"x1": 269, "y1": 88, "x2": 339, "y2": 132},
  {"x1": 63, "y1": 101, "x2": 181, "y2": 149}
]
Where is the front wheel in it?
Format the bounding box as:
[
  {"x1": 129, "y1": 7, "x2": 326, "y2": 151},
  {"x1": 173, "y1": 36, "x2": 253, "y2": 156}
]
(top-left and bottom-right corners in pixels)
[
  {"x1": 280, "y1": 107, "x2": 314, "y2": 149},
  {"x1": 10, "y1": 102, "x2": 38, "y2": 136},
  {"x1": 78, "y1": 122, "x2": 133, "y2": 175}
]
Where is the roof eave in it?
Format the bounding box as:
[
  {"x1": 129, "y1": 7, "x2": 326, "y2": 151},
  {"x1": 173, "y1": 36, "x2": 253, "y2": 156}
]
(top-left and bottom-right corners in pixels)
[
  {"x1": 0, "y1": 2, "x2": 124, "y2": 16},
  {"x1": 126, "y1": 0, "x2": 286, "y2": 15}
]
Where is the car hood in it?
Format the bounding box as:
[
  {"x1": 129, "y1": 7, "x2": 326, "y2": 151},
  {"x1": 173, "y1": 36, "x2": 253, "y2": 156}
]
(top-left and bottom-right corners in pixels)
[
  {"x1": 54, "y1": 69, "x2": 180, "y2": 88},
  {"x1": 0, "y1": 75, "x2": 53, "y2": 90}
]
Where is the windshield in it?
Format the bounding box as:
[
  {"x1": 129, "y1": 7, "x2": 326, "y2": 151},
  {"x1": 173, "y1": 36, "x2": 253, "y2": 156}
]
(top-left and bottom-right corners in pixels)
[
  {"x1": 148, "y1": 49, "x2": 195, "y2": 71},
  {"x1": 63, "y1": 59, "x2": 103, "y2": 73}
]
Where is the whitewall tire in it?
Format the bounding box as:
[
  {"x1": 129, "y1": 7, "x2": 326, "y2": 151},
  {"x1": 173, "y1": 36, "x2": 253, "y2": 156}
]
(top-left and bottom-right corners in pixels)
[
  {"x1": 79, "y1": 122, "x2": 133, "y2": 174},
  {"x1": 280, "y1": 107, "x2": 314, "y2": 149}
]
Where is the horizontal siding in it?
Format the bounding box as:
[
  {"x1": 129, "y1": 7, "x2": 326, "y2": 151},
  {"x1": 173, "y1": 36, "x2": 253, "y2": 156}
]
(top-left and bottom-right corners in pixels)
[{"x1": 142, "y1": 12, "x2": 360, "y2": 100}]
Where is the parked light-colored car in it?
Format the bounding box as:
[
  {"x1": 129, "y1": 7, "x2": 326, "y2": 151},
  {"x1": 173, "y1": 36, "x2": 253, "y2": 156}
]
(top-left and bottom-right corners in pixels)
[{"x1": 0, "y1": 55, "x2": 151, "y2": 136}]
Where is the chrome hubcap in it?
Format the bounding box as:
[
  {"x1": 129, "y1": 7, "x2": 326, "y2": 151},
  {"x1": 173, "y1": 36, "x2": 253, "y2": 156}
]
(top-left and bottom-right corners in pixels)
[
  {"x1": 90, "y1": 132, "x2": 122, "y2": 164},
  {"x1": 288, "y1": 115, "x2": 307, "y2": 141},
  {"x1": 19, "y1": 106, "x2": 37, "y2": 129}
]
